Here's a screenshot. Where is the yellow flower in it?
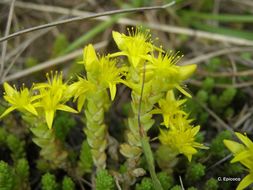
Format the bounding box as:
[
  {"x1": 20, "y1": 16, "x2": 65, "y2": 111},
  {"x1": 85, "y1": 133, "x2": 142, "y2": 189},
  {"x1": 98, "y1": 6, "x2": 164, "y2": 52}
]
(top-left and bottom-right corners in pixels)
[
  {"x1": 147, "y1": 52, "x2": 196, "y2": 97},
  {"x1": 0, "y1": 82, "x2": 38, "y2": 118},
  {"x1": 68, "y1": 77, "x2": 96, "y2": 111},
  {"x1": 224, "y1": 132, "x2": 253, "y2": 190},
  {"x1": 97, "y1": 57, "x2": 127, "y2": 100},
  {"x1": 80, "y1": 44, "x2": 127, "y2": 101},
  {"x1": 34, "y1": 71, "x2": 77, "y2": 129},
  {"x1": 152, "y1": 90, "x2": 187, "y2": 128},
  {"x1": 111, "y1": 27, "x2": 161, "y2": 68},
  {"x1": 80, "y1": 44, "x2": 99, "y2": 72},
  {"x1": 159, "y1": 124, "x2": 207, "y2": 162}
]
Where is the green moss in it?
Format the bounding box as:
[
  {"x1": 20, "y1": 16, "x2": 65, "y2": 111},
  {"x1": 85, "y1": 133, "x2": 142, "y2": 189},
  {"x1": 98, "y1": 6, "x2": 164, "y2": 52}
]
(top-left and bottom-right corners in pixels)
[
  {"x1": 95, "y1": 169, "x2": 115, "y2": 190},
  {"x1": 15, "y1": 158, "x2": 29, "y2": 180},
  {"x1": 208, "y1": 58, "x2": 222, "y2": 72},
  {"x1": 210, "y1": 131, "x2": 232, "y2": 158},
  {"x1": 78, "y1": 140, "x2": 93, "y2": 174},
  {"x1": 157, "y1": 172, "x2": 173, "y2": 190},
  {"x1": 0, "y1": 127, "x2": 7, "y2": 144},
  {"x1": 188, "y1": 187, "x2": 198, "y2": 190},
  {"x1": 15, "y1": 159, "x2": 30, "y2": 190},
  {"x1": 225, "y1": 163, "x2": 244, "y2": 176},
  {"x1": 219, "y1": 88, "x2": 237, "y2": 108},
  {"x1": 62, "y1": 176, "x2": 75, "y2": 190},
  {"x1": 41, "y1": 173, "x2": 59, "y2": 190},
  {"x1": 54, "y1": 112, "x2": 76, "y2": 141},
  {"x1": 6, "y1": 134, "x2": 25, "y2": 161},
  {"x1": 196, "y1": 90, "x2": 208, "y2": 103},
  {"x1": 135, "y1": 178, "x2": 153, "y2": 190},
  {"x1": 204, "y1": 178, "x2": 218, "y2": 190},
  {"x1": 171, "y1": 185, "x2": 182, "y2": 190},
  {"x1": 209, "y1": 94, "x2": 219, "y2": 111},
  {"x1": 0, "y1": 161, "x2": 15, "y2": 190},
  {"x1": 185, "y1": 163, "x2": 206, "y2": 182},
  {"x1": 202, "y1": 77, "x2": 214, "y2": 92}
]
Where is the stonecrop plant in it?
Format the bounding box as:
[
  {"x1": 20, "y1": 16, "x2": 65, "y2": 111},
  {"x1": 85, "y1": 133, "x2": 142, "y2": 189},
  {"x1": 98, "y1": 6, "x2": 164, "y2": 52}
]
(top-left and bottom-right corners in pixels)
[{"x1": 0, "y1": 27, "x2": 209, "y2": 189}]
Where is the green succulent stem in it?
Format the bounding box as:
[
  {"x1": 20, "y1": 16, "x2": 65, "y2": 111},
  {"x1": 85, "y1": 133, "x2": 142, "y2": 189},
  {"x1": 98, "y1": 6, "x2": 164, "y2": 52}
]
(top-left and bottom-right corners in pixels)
[
  {"x1": 120, "y1": 64, "x2": 163, "y2": 189},
  {"x1": 138, "y1": 64, "x2": 162, "y2": 190},
  {"x1": 23, "y1": 115, "x2": 68, "y2": 169},
  {"x1": 84, "y1": 90, "x2": 110, "y2": 170}
]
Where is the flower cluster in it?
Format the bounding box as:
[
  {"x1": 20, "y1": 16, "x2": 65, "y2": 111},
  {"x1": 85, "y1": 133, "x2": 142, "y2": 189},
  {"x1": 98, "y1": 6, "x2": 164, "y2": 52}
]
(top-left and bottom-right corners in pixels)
[
  {"x1": 110, "y1": 27, "x2": 206, "y2": 162},
  {"x1": 157, "y1": 91, "x2": 208, "y2": 161},
  {"x1": 71, "y1": 44, "x2": 126, "y2": 107},
  {"x1": 1, "y1": 71, "x2": 77, "y2": 129},
  {"x1": 224, "y1": 133, "x2": 253, "y2": 190}
]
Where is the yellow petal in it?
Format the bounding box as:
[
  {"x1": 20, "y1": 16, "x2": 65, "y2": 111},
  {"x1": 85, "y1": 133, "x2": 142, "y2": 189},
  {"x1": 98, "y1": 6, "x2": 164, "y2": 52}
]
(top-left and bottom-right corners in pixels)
[
  {"x1": 191, "y1": 125, "x2": 200, "y2": 136},
  {"x1": 163, "y1": 114, "x2": 170, "y2": 128},
  {"x1": 235, "y1": 132, "x2": 253, "y2": 148},
  {"x1": 232, "y1": 150, "x2": 251, "y2": 163},
  {"x1": 181, "y1": 146, "x2": 197, "y2": 162},
  {"x1": 0, "y1": 106, "x2": 16, "y2": 118},
  {"x1": 223, "y1": 139, "x2": 245, "y2": 154},
  {"x1": 130, "y1": 56, "x2": 141, "y2": 68},
  {"x1": 178, "y1": 64, "x2": 197, "y2": 81},
  {"x1": 24, "y1": 104, "x2": 38, "y2": 116},
  {"x1": 109, "y1": 83, "x2": 116, "y2": 101},
  {"x1": 56, "y1": 104, "x2": 78, "y2": 113},
  {"x1": 45, "y1": 110, "x2": 54, "y2": 129},
  {"x1": 176, "y1": 85, "x2": 192, "y2": 98},
  {"x1": 236, "y1": 173, "x2": 253, "y2": 190},
  {"x1": 3, "y1": 82, "x2": 15, "y2": 96},
  {"x1": 77, "y1": 95, "x2": 86, "y2": 112},
  {"x1": 112, "y1": 31, "x2": 125, "y2": 50},
  {"x1": 83, "y1": 44, "x2": 98, "y2": 70},
  {"x1": 166, "y1": 90, "x2": 175, "y2": 101}
]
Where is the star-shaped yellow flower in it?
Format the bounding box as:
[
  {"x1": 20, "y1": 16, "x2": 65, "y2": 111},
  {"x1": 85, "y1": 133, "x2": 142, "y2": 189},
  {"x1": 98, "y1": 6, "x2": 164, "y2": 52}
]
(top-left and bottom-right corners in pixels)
[
  {"x1": 0, "y1": 82, "x2": 38, "y2": 118},
  {"x1": 34, "y1": 71, "x2": 77, "y2": 129},
  {"x1": 111, "y1": 27, "x2": 161, "y2": 68},
  {"x1": 152, "y1": 90, "x2": 187, "y2": 128},
  {"x1": 159, "y1": 124, "x2": 207, "y2": 162}
]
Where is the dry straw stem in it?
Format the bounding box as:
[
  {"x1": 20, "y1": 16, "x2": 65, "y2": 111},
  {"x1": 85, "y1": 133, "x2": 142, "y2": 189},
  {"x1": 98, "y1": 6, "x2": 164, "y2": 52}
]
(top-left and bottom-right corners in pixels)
[
  {"x1": 196, "y1": 69, "x2": 253, "y2": 77},
  {"x1": 2, "y1": 29, "x2": 52, "y2": 80},
  {"x1": 0, "y1": 1, "x2": 175, "y2": 42},
  {"x1": 1, "y1": 40, "x2": 108, "y2": 83},
  {"x1": 180, "y1": 47, "x2": 253, "y2": 65},
  {"x1": 188, "y1": 79, "x2": 253, "y2": 89},
  {"x1": 1, "y1": 1, "x2": 253, "y2": 46},
  {"x1": 192, "y1": 96, "x2": 233, "y2": 131},
  {"x1": 207, "y1": 154, "x2": 232, "y2": 171},
  {"x1": 0, "y1": 0, "x2": 16, "y2": 77}
]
